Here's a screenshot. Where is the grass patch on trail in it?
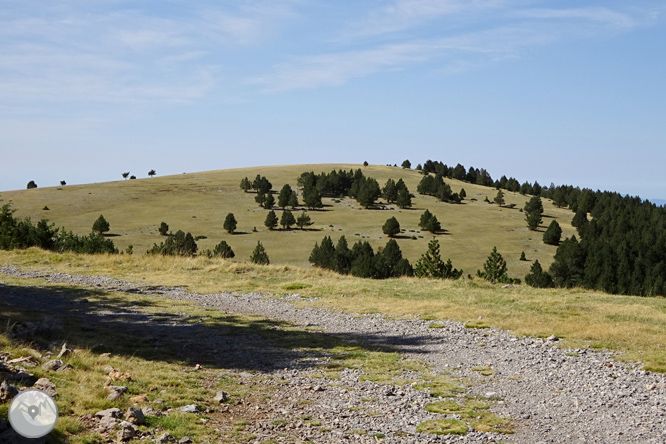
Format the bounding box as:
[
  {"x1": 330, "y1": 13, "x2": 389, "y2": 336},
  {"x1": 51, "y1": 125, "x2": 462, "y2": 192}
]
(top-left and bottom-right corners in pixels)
[
  {"x1": 2, "y1": 248, "x2": 666, "y2": 373},
  {"x1": 416, "y1": 419, "x2": 468, "y2": 435},
  {"x1": 424, "y1": 399, "x2": 513, "y2": 434}
]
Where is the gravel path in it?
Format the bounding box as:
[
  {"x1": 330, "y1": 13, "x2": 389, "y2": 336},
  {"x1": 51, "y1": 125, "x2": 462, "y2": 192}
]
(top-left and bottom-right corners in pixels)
[{"x1": 2, "y1": 266, "x2": 666, "y2": 443}]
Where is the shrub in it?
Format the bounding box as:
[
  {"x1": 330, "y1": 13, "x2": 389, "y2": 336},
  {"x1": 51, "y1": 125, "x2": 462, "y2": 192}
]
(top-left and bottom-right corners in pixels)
[
  {"x1": 211, "y1": 240, "x2": 235, "y2": 259},
  {"x1": 159, "y1": 222, "x2": 169, "y2": 236},
  {"x1": 147, "y1": 230, "x2": 197, "y2": 256}
]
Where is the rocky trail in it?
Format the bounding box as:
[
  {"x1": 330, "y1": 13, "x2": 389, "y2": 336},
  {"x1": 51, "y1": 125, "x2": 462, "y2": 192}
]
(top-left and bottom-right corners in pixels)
[{"x1": 1, "y1": 266, "x2": 666, "y2": 443}]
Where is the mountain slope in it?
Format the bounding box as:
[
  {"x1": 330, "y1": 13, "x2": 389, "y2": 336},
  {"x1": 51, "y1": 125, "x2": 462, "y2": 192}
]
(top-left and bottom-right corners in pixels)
[{"x1": 0, "y1": 163, "x2": 577, "y2": 279}]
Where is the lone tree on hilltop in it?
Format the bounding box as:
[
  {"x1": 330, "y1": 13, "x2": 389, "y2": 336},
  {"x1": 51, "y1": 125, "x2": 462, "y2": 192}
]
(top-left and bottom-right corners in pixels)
[
  {"x1": 280, "y1": 210, "x2": 296, "y2": 230},
  {"x1": 27, "y1": 181, "x2": 38, "y2": 189},
  {"x1": 414, "y1": 239, "x2": 462, "y2": 279},
  {"x1": 223, "y1": 213, "x2": 237, "y2": 234},
  {"x1": 93, "y1": 215, "x2": 110, "y2": 235},
  {"x1": 60, "y1": 180, "x2": 66, "y2": 186},
  {"x1": 382, "y1": 216, "x2": 401, "y2": 238},
  {"x1": 159, "y1": 222, "x2": 169, "y2": 236},
  {"x1": 296, "y1": 211, "x2": 312, "y2": 230},
  {"x1": 543, "y1": 220, "x2": 563, "y2": 245},
  {"x1": 477, "y1": 247, "x2": 511, "y2": 284},
  {"x1": 401, "y1": 159, "x2": 411, "y2": 169},
  {"x1": 250, "y1": 241, "x2": 270, "y2": 265},
  {"x1": 494, "y1": 190, "x2": 505, "y2": 207},
  {"x1": 130, "y1": 175, "x2": 136, "y2": 180},
  {"x1": 122, "y1": 172, "x2": 130, "y2": 180},
  {"x1": 264, "y1": 210, "x2": 278, "y2": 230},
  {"x1": 363, "y1": 161, "x2": 369, "y2": 167},
  {"x1": 148, "y1": 169, "x2": 156, "y2": 177}
]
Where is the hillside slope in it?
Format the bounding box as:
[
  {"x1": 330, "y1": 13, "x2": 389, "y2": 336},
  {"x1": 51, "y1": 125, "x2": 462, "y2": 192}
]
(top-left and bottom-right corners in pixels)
[{"x1": 0, "y1": 163, "x2": 576, "y2": 278}]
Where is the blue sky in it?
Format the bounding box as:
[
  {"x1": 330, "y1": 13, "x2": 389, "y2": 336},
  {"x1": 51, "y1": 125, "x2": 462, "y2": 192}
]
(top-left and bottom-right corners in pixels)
[{"x1": 1, "y1": 1, "x2": 665, "y2": 200}]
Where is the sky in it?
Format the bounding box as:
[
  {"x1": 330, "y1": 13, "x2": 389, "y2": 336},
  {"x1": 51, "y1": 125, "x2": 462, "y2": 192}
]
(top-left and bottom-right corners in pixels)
[{"x1": 1, "y1": 1, "x2": 665, "y2": 200}]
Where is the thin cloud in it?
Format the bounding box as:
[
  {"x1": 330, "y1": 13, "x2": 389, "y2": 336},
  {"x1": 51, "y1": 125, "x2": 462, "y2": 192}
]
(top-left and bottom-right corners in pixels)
[{"x1": 516, "y1": 7, "x2": 638, "y2": 29}]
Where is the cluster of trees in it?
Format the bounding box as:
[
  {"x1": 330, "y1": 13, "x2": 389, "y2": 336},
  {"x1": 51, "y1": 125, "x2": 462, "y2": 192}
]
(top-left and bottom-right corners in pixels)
[
  {"x1": 419, "y1": 210, "x2": 441, "y2": 233},
  {"x1": 265, "y1": 210, "x2": 312, "y2": 230},
  {"x1": 417, "y1": 173, "x2": 463, "y2": 203},
  {"x1": 296, "y1": 169, "x2": 412, "y2": 209},
  {"x1": 147, "y1": 230, "x2": 198, "y2": 256},
  {"x1": 0, "y1": 204, "x2": 117, "y2": 254},
  {"x1": 309, "y1": 236, "x2": 413, "y2": 279}
]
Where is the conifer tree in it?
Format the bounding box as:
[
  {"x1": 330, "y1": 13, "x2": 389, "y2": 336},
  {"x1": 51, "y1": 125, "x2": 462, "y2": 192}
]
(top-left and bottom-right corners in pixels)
[
  {"x1": 223, "y1": 213, "x2": 237, "y2": 234},
  {"x1": 212, "y1": 240, "x2": 235, "y2": 258},
  {"x1": 419, "y1": 210, "x2": 441, "y2": 233},
  {"x1": 396, "y1": 188, "x2": 412, "y2": 209},
  {"x1": 296, "y1": 211, "x2": 312, "y2": 229},
  {"x1": 357, "y1": 178, "x2": 381, "y2": 208},
  {"x1": 520, "y1": 251, "x2": 527, "y2": 261},
  {"x1": 250, "y1": 241, "x2": 269, "y2": 265},
  {"x1": 380, "y1": 239, "x2": 412, "y2": 277},
  {"x1": 309, "y1": 236, "x2": 335, "y2": 268},
  {"x1": 303, "y1": 184, "x2": 323, "y2": 209},
  {"x1": 543, "y1": 220, "x2": 563, "y2": 245},
  {"x1": 240, "y1": 177, "x2": 252, "y2": 192},
  {"x1": 263, "y1": 193, "x2": 275, "y2": 209},
  {"x1": 414, "y1": 239, "x2": 462, "y2": 279},
  {"x1": 288, "y1": 191, "x2": 299, "y2": 208},
  {"x1": 255, "y1": 191, "x2": 266, "y2": 207},
  {"x1": 278, "y1": 184, "x2": 294, "y2": 208},
  {"x1": 93, "y1": 215, "x2": 110, "y2": 235},
  {"x1": 477, "y1": 247, "x2": 511, "y2": 283},
  {"x1": 382, "y1": 217, "x2": 401, "y2": 238},
  {"x1": 383, "y1": 179, "x2": 398, "y2": 203},
  {"x1": 401, "y1": 159, "x2": 411, "y2": 169},
  {"x1": 281, "y1": 210, "x2": 296, "y2": 230},
  {"x1": 524, "y1": 260, "x2": 553, "y2": 288},
  {"x1": 332, "y1": 236, "x2": 352, "y2": 274},
  {"x1": 571, "y1": 210, "x2": 588, "y2": 229},
  {"x1": 264, "y1": 210, "x2": 278, "y2": 230},
  {"x1": 524, "y1": 196, "x2": 544, "y2": 231},
  {"x1": 494, "y1": 190, "x2": 505, "y2": 207},
  {"x1": 459, "y1": 188, "x2": 466, "y2": 200},
  {"x1": 159, "y1": 222, "x2": 169, "y2": 236}
]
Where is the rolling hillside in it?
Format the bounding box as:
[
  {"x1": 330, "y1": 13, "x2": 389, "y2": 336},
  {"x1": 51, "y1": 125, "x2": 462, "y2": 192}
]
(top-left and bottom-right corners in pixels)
[{"x1": 0, "y1": 163, "x2": 577, "y2": 279}]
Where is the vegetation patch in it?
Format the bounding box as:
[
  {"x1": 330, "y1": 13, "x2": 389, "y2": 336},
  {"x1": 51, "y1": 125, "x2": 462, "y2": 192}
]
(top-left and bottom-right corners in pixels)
[
  {"x1": 471, "y1": 366, "x2": 496, "y2": 376},
  {"x1": 416, "y1": 419, "x2": 468, "y2": 435},
  {"x1": 465, "y1": 320, "x2": 491, "y2": 329}
]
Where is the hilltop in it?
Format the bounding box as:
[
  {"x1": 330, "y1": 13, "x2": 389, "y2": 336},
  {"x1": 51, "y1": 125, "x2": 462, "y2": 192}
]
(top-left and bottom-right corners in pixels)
[{"x1": 0, "y1": 163, "x2": 577, "y2": 279}]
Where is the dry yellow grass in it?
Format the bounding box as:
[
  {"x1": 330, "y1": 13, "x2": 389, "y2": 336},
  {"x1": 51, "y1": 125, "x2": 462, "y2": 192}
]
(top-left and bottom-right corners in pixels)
[
  {"x1": 2, "y1": 248, "x2": 666, "y2": 372},
  {"x1": 0, "y1": 163, "x2": 576, "y2": 278}
]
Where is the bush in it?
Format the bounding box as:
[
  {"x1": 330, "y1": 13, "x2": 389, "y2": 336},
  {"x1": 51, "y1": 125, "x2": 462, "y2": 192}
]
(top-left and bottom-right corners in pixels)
[
  {"x1": 210, "y1": 240, "x2": 235, "y2": 259},
  {"x1": 159, "y1": 222, "x2": 169, "y2": 236},
  {"x1": 147, "y1": 230, "x2": 197, "y2": 256}
]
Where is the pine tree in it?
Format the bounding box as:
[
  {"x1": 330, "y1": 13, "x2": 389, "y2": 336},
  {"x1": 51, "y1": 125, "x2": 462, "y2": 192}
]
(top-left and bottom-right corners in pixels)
[
  {"x1": 459, "y1": 188, "x2": 466, "y2": 200},
  {"x1": 255, "y1": 191, "x2": 266, "y2": 207},
  {"x1": 414, "y1": 239, "x2": 462, "y2": 279},
  {"x1": 357, "y1": 178, "x2": 381, "y2": 208},
  {"x1": 383, "y1": 179, "x2": 397, "y2": 203},
  {"x1": 93, "y1": 215, "x2": 110, "y2": 235},
  {"x1": 264, "y1": 210, "x2": 278, "y2": 230},
  {"x1": 212, "y1": 240, "x2": 235, "y2": 258},
  {"x1": 281, "y1": 210, "x2": 296, "y2": 230},
  {"x1": 148, "y1": 169, "x2": 156, "y2": 177},
  {"x1": 524, "y1": 260, "x2": 553, "y2": 288},
  {"x1": 494, "y1": 190, "x2": 505, "y2": 206},
  {"x1": 477, "y1": 247, "x2": 510, "y2": 284},
  {"x1": 296, "y1": 211, "x2": 312, "y2": 229},
  {"x1": 159, "y1": 222, "x2": 169, "y2": 236},
  {"x1": 223, "y1": 213, "x2": 237, "y2": 234},
  {"x1": 278, "y1": 184, "x2": 294, "y2": 208},
  {"x1": 309, "y1": 236, "x2": 335, "y2": 269},
  {"x1": 543, "y1": 220, "x2": 563, "y2": 245},
  {"x1": 571, "y1": 210, "x2": 588, "y2": 229},
  {"x1": 524, "y1": 196, "x2": 544, "y2": 231},
  {"x1": 263, "y1": 193, "x2": 275, "y2": 209},
  {"x1": 240, "y1": 177, "x2": 252, "y2": 192},
  {"x1": 288, "y1": 191, "x2": 299, "y2": 208},
  {"x1": 520, "y1": 251, "x2": 527, "y2": 261},
  {"x1": 401, "y1": 160, "x2": 411, "y2": 169},
  {"x1": 396, "y1": 188, "x2": 412, "y2": 209},
  {"x1": 382, "y1": 217, "x2": 401, "y2": 238},
  {"x1": 250, "y1": 241, "x2": 269, "y2": 265},
  {"x1": 303, "y1": 184, "x2": 323, "y2": 209},
  {"x1": 122, "y1": 172, "x2": 130, "y2": 180},
  {"x1": 419, "y1": 210, "x2": 441, "y2": 233},
  {"x1": 380, "y1": 239, "x2": 411, "y2": 277},
  {"x1": 332, "y1": 236, "x2": 352, "y2": 274},
  {"x1": 27, "y1": 180, "x2": 38, "y2": 189}
]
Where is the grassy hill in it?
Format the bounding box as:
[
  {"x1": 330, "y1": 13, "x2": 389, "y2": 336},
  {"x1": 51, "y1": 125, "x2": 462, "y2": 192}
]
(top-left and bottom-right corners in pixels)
[{"x1": 0, "y1": 163, "x2": 577, "y2": 279}]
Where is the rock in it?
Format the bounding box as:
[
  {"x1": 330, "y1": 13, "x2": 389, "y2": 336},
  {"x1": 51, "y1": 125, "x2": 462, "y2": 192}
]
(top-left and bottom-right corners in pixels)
[
  {"x1": 34, "y1": 378, "x2": 57, "y2": 397},
  {"x1": 179, "y1": 404, "x2": 199, "y2": 413},
  {"x1": 130, "y1": 394, "x2": 150, "y2": 403},
  {"x1": 36, "y1": 316, "x2": 64, "y2": 338},
  {"x1": 56, "y1": 364, "x2": 73, "y2": 373},
  {"x1": 142, "y1": 406, "x2": 164, "y2": 417},
  {"x1": 56, "y1": 343, "x2": 74, "y2": 359},
  {"x1": 97, "y1": 415, "x2": 120, "y2": 431},
  {"x1": 95, "y1": 407, "x2": 122, "y2": 419},
  {"x1": 42, "y1": 359, "x2": 63, "y2": 371},
  {"x1": 312, "y1": 385, "x2": 325, "y2": 392},
  {"x1": 126, "y1": 407, "x2": 145, "y2": 425},
  {"x1": 105, "y1": 385, "x2": 128, "y2": 393},
  {"x1": 155, "y1": 432, "x2": 177, "y2": 443},
  {"x1": 213, "y1": 391, "x2": 228, "y2": 403},
  {"x1": 6, "y1": 356, "x2": 39, "y2": 368},
  {"x1": 103, "y1": 365, "x2": 116, "y2": 374},
  {"x1": 107, "y1": 390, "x2": 124, "y2": 401},
  {"x1": 178, "y1": 437, "x2": 193, "y2": 444},
  {"x1": 109, "y1": 369, "x2": 132, "y2": 382},
  {"x1": 117, "y1": 421, "x2": 137, "y2": 441},
  {"x1": 0, "y1": 381, "x2": 19, "y2": 403}
]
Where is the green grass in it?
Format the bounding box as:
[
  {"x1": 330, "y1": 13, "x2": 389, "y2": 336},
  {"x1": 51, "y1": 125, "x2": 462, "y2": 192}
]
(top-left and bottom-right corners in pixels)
[
  {"x1": 0, "y1": 163, "x2": 576, "y2": 278},
  {"x1": 416, "y1": 419, "x2": 468, "y2": 435}
]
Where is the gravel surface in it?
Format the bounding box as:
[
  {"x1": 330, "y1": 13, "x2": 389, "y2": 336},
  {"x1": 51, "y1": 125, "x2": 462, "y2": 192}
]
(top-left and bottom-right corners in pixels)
[{"x1": 2, "y1": 266, "x2": 666, "y2": 443}]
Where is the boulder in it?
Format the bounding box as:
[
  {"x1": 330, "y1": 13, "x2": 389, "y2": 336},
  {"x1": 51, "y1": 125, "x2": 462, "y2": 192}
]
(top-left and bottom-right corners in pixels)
[
  {"x1": 0, "y1": 381, "x2": 19, "y2": 404},
  {"x1": 34, "y1": 378, "x2": 57, "y2": 397},
  {"x1": 125, "y1": 407, "x2": 145, "y2": 425},
  {"x1": 42, "y1": 359, "x2": 64, "y2": 372}
]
